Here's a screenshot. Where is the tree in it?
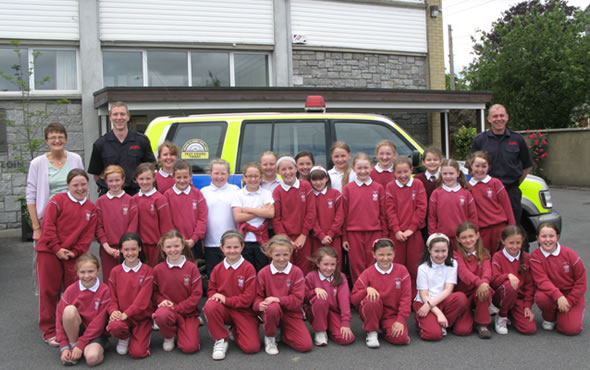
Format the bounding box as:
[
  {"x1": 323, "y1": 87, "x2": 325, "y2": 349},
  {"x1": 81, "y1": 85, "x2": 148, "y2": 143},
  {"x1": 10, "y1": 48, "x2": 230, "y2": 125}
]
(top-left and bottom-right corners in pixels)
[{"x1": 464, "y1": 0, "x2": 590, "y2": 130}]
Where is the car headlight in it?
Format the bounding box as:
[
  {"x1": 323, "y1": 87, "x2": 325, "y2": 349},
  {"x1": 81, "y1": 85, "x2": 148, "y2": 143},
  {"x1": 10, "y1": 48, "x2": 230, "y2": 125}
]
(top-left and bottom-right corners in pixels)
[{"x1": 539, "y1": 190, "x2": 552, "y2": 209}]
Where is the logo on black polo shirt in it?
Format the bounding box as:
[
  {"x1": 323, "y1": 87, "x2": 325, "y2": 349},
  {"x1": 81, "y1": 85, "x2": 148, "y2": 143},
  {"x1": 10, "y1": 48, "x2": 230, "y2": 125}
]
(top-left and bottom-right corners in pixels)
[
  {"x1": 129, "y1": 145, "x2": 140, "y2": 150},
  {"x1": 507, "y1": 141, "x2": 518, "y2": 146}
]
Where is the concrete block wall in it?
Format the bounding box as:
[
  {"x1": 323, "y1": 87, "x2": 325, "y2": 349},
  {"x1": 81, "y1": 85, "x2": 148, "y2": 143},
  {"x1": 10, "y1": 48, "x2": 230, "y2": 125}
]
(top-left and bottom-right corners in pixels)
[{"x1": 0, "y1": 100, "x2": 83, "y2": 230}]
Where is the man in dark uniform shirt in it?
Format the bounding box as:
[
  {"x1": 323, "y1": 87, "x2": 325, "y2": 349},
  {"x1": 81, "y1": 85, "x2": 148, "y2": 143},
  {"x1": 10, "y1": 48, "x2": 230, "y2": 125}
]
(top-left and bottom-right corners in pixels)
[
  {"x1": 470, "y1": 104, "x2": 532, "y2": 224},
  {"x1": 88, "y1": 101, "x2": 156, "y2": 195}
]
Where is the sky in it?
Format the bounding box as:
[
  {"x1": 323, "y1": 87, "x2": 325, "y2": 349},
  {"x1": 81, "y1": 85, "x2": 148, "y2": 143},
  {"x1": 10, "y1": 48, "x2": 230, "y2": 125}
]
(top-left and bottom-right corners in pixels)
[{"x1": 442, "y1": 0, "x2": 589, "y2": 74}]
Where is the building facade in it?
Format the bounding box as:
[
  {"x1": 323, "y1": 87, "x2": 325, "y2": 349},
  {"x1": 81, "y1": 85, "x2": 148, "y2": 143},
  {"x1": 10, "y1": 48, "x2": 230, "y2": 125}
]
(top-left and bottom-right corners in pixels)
[{"x1": 0, "y1": 0, "x2": 451, "y2": 230}]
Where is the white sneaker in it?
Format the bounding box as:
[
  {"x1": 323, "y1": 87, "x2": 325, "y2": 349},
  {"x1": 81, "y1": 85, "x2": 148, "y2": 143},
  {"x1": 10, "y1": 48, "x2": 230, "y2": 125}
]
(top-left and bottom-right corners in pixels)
[
  {"x1": 489, "y1": 303, "x2": 500, "y2": 316},
  {"x1": 163, "y1": 337, "x2": 175, "y2": 352},
  {"x1": 366, "y1": 331, "x2": 380, "y2": 348},
  {"x1": 441, "y1": 327, "x2": 447, "y2": 336},
  {"x1": 314, "y1": 331, "x2": 328, "y2": 346},
  {"x1": 212, "y1": 339, "x2": 228, "y2": 360},
  {"x1": 264, "y1": 336, "x2": 279, "y2": 355},
  {"x1": 495, "y1": 316, "x2": 509, "y2": 335},
  {"x1": 116, "y1": 337, "x2": 130, "y2": 355},
  {"x1": 542, "y1": 320, "x2": 556, "y2": 331},
  {"x1": 152, "y1": 320, "x2": 159, "y2": 331}
]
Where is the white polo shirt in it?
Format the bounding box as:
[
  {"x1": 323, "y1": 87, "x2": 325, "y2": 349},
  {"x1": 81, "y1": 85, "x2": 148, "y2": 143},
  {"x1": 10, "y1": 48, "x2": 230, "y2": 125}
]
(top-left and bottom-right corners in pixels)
[
  {"x1": 201, "y1": 182, "x2": 240, "y2": 247},
  {"x1": 415, "y1": 258, "x2": 458, "y2": 303},
  {"x1": 328, "y1": 168, "x2": 357, "y2": 193},
  {"x1": 231, "y1": 186, "x2": 274, "y2": 242}
]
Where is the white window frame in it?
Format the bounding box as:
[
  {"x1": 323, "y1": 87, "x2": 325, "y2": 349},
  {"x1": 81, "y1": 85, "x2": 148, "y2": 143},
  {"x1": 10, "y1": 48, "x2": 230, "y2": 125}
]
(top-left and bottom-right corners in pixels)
[
  {"x1": 0, "y1": 46, "x2": 80, "y2": 96},
  {"x1": 102, "y1": 48, "x2": 272, "y2": 88}
]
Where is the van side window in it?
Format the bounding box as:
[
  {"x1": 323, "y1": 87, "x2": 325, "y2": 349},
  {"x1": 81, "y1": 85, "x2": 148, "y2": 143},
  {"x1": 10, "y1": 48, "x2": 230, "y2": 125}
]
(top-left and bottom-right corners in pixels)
[
  {"x1": 238, "y1": 120, "x2": 327, "y2": 172},
  {"x1": 273, "y1": 121, "x2": 327, "y2": 166},
  {"x1": 166, "y1": 121, "x2": 226, "y2": 173},
  {"x1": 334, "y1": 120, "x2": 415, "y2": 159}
]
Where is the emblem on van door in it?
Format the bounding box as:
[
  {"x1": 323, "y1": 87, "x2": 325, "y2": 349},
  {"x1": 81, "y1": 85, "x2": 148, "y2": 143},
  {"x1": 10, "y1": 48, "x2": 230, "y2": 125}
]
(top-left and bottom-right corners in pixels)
[{"x1": 181, "y1": 139, "x2": 209, "y2": 159}]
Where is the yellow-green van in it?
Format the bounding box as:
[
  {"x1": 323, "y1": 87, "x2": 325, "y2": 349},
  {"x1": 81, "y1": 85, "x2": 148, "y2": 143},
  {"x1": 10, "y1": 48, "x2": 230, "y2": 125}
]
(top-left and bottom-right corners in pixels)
[{"x1": 145, "y1": 97, "x2": 560, "y2": 241}]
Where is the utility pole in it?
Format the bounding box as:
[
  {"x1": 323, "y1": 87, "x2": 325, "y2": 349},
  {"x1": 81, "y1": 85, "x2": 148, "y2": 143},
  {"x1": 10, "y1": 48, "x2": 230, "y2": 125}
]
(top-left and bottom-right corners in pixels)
[{"x1": 448, "y1": 24, "x2": 455, "y2": 90}]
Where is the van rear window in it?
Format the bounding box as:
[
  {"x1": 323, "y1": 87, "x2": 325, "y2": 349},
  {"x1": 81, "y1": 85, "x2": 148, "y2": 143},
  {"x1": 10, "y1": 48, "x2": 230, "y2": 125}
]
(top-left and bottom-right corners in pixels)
[{"x1": 166, "y1": 121, "x2": 227, "y2": 173}]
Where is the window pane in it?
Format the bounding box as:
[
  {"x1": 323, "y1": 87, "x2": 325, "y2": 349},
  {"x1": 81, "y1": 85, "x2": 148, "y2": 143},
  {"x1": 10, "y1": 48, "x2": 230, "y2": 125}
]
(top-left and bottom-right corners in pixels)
[
  {"x1": 103, "y1": 51, "x2": 143, "y2": 87},
  {"x1": 0, "y1": 48, "x2": 27, "y2": 91},
  {"x1": 334, "y1": 121, "x2": 416, "y2": 163},
  {"x1": 273, "y1": 121, "x2": 327, "y2": 167},
  {"x1": 237, "y1": 122, "x2": 272, "y2": 172},
  {"x1": 148, "y1": 51, "x2": 188, "y2": 86},
  {"x1": 34, "y1": 50, "x2": 77, "y2": 90},
  {"x1": 191, "y1": 52, "x2": 229, "y2": 87},
  {"x1": 234, "y1": 54, "x2": 268, "y2": 87},
  {"x1": 167, "y1": 121, "x2": 227, "y2": 173}
]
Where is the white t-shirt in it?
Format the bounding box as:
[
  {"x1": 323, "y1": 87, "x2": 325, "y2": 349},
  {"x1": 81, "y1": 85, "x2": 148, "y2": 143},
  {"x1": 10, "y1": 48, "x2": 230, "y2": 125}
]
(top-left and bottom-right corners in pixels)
[
  {"x1": 414, "y1": 259, "x2": 458, "y2": 303},
  {"x1": 328, "y1": 168, "x2": 356, "y2": 193},
  {"x1": 201, "y1": 182, "x2": 240, "y2": 247},
  {"x1": 231, "y1": 187, "x2": 274, "y2": 242}
]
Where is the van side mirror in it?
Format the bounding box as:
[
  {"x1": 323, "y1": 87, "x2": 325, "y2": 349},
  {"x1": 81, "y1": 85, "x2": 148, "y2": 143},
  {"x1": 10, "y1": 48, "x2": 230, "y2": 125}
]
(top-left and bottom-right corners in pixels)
[{"x1": 411, "y1": 150, "x2": 421, "y2": 168}]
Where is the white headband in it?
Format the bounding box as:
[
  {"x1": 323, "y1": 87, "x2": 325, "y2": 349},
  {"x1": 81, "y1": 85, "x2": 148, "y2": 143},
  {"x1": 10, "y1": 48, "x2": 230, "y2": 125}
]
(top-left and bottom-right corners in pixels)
[
  {"x1": 426, "y1": 233, "x2": 450, "y2": 248},
  {"x1": 310, "y1": 165, "x2": 328, "y2": 175},
  {"x1": 276, "y1": 156, "x2": 296, "y2": 169}
]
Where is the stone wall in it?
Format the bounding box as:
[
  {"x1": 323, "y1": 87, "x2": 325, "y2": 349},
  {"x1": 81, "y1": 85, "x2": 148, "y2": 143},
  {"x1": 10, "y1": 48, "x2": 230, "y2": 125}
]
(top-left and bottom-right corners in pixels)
[
  {"x1": 0, "y1": 100, "x2": 83, "y2": 230},
  {"x1": 292, "y1": 50, "x2": 427, "y2": 89},
  {"x1": 292, "y1": 50, "x2": 429, "y2": 145}
]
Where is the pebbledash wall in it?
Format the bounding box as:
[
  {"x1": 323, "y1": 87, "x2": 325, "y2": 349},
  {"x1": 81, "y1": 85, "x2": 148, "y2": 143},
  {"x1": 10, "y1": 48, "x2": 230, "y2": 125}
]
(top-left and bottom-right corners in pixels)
[
  {"x1": 292, "y1": 50, "x2": 429, "y2": 144},
  {"x1": 0, "y1": 101, "x2": 83, "y2": 229}
]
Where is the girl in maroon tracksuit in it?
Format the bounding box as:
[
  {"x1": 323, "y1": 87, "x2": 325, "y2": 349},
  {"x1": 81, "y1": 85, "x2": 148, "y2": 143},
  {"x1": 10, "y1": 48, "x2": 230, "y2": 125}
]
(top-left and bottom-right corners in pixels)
[
  {"x1": 385, "y1": 156, "x2": 427, "y2": 298},
  {"x1": 152, "y1": 230, "x2": 202, "y2": 353},
  {"x1": 305, "y1": 247, "x2": 354, "y2": 347},
  {"x1": 342, "y1": 153, "x2": 388, "y2": 283},
  {"x1": 36, "y1": 169, "x2": 97, "y2": 346},
  {"x1": 56, "y1": 254, "x2": 110, "y2": 366},
  {"x1": 131, "y1": 162, "x2": 173, "y2": 266},
  {"x1": 530, "y1": 222, "x2": 586, "y2": 335},
  {"x1": 454, "y1": 222, "x2": 493, "y2": 339},
  {"x1": 95, "y1": 165, "x2": 137, "y2": 281},
  {"x1": 107, "y1": 233, "x2": 154, "y2": 358},
  {"x1": 164, "y1": 160, "x2": 208, "y2": 253},
  {"x1": 309, "y1": 166, "x2": 344, "y2": 267},
  {"x1": 351, "y1": 239, "x2": 412, "y2": 348},
  {"x1": 491, "y1": 225, "x2": 536, "y2": 335},
  {"x1": 254, "y1": 235, "x2": 312, "y2": 355},
  {"x1": 468, "y1": 151, "x2": 515, "y2": 255},
  {"x1": 428, "y1": 159, "x2": 478, "y2": 248},
  {"x1": 202, "y1": 230, "x2": 260, "y2": 360},
  {"x1": 272, "y1": 156, "x2": 316, "y2": 275}
]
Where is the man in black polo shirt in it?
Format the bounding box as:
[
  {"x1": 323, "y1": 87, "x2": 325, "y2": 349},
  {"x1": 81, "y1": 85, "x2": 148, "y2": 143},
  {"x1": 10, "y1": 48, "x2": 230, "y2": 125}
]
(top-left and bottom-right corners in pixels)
[
  {"x1": 470, "y1": 104, "x2": 532, "y2": 224},
  {"x1": 88, "y1": 101, "x2": 156, "y2": 195}
]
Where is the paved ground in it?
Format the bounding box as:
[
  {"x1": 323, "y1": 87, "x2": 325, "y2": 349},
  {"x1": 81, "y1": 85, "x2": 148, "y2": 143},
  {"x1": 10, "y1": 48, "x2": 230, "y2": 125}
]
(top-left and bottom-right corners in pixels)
[{"x1": 1, "y1": 187, "x2": 588, "y2": 369}]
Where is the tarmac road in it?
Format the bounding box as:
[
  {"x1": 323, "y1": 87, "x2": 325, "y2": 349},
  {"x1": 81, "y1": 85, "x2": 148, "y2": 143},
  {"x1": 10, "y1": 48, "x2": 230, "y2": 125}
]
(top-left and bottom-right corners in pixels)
[{"x1": 1, "y1": 187, "x2": 588, "y2": 370}]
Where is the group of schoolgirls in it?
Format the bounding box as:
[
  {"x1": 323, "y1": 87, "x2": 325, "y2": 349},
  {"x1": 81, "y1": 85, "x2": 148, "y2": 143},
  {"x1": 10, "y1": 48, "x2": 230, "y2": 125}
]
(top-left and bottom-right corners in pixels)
[{"x1": 35, "y1": 139, "x2": 586, "y2": 366}]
